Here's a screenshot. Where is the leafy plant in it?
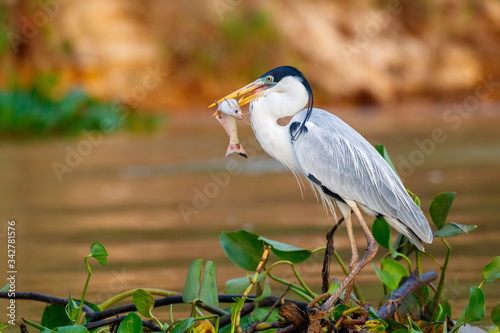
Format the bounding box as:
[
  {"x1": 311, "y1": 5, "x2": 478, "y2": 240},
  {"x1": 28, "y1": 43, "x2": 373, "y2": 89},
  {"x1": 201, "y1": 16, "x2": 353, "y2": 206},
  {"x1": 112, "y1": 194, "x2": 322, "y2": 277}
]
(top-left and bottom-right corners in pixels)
[
  {"x1": 7, "y1": 146, "x2": 499, "y2": 333},
  {"x1": 0, "y1": 87, "x2": 164, "y2": 139}
]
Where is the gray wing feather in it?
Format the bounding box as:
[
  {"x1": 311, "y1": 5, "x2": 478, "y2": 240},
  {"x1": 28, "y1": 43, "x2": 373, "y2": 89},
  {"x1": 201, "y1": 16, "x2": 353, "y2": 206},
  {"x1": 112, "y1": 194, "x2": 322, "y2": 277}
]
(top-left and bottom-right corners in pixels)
[{"x1": 291, "y1": 109, "x2": 433, "y2": 244}]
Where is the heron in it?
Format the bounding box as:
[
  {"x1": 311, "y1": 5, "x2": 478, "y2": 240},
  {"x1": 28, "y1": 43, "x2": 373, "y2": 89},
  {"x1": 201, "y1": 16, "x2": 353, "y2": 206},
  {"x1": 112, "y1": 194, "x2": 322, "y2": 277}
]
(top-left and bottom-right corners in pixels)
[{"x1": 210, "y1": 66, "x2": 433, "y2": 309}]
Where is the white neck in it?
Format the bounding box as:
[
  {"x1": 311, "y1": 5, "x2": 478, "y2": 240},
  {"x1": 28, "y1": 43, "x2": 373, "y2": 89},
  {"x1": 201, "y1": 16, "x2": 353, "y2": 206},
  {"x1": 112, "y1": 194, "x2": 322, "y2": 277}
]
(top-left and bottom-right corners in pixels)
[{"x1": 249, "y1": 76, "x2": 309, "y2": 172}]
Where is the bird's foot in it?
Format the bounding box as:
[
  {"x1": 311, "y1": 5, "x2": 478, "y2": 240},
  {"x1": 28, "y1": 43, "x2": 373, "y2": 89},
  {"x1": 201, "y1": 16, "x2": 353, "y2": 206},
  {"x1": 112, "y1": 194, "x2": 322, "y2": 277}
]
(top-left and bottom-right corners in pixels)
[{"x1": 384, "y1": 295, "x2": 404, "y2": 312}]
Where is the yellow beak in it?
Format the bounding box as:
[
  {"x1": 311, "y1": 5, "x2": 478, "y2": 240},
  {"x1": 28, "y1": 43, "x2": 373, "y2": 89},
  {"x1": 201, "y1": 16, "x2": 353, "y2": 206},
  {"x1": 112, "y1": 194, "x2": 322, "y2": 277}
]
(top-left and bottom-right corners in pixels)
[{"x1": 208, "y1": 79, "x2": 269, "y2": 108}]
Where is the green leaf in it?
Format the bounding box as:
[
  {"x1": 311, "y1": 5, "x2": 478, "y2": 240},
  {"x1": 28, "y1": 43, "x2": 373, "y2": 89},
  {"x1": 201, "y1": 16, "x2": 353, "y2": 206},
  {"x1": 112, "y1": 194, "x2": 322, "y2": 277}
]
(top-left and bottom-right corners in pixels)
[
  {"x1": 259, "y1": 237, "x2": 311, "y2": 263},
  {"x1": 132, "y1": 289, "x2": 155, "y2": 319},
  {"x1": 372, "y1": 217, "x2": 391, "y2": 249},
  {"x1": 492, "y1": 303, "x2": 500, "y2": 328},
  {"x1": 362, "y1": 320, "x2": 388, "y2": 333},
  {"x1": 429, "y1": 192, "x2": 456, "y2": 230},
  {"x1": 385, "y1": 319, "x2": 406, "y2": 332},
  {"x1": 250, "y1": 306, "x2": 280, "y2": 323},
  {"x1": 328, "y1": 280, "x2": 342, "y2": 295},
  {"x1": 230, "y1": 297, "x2": 245, "y2": 332},
  {"x1": 459, "y1": 286, "x2": 486, "y2": 324},
  {"x1": 408, "y1": 317, "x2": 423, "y2": 333},
  {"x1": 331, "y1": 304, "x2": 348, "y2": 321},
  {"x1": 372, "y1": 263, "x2": 400, "y2": 290},
  {"x1": 435, "y1": 223, "x2": 477, "y2": 238},
  {"x1": 65, "y1": 294, "x2": 79, "y2": 323},
  {"x1": 398, "y1": 293, "x2": 422, "y2": 319},
  {"x1": 483, "y1": 257, "x2": 500, "y2": 283},
  {"x1": 42, "y1": 305, "x2": 73, "y2": 329},
  {"x1": 436, "y1": 298, "x2": 452, "y2": 322},
  {"x1": 381, "y1": 258, "x2": 409, "y2": 278},
  {"x1": 117, "y1": 312, "x2": 143, "y2": 333},
  {"x1": 183, "y1": 259, "x2": 203, "y2": 303},
  {"x1": 225, "y1": 276, "x2": 251, "y2": 294},
  {"x1": 199, "y1": 261, "x2": 219, "y2": 307},
  {"x1": 55, "y1": 325, "x2": 89, "y2": 333},
  {"x1": 0, "y1": 284, "x2": 9, "y2": 292},
  {"x1": 375, "y1": 144, "x2": 398, "y2": 175},
  {"x1": 172, "y1": 318, "x2": 195, "y2": 333},
  {"x1": 90, "y1": 242, "x2": 108, "y2": 265},
  {"x1": 255, "y1": 280, "x2": 271, "y2": 301},
  {"x1": 220, "y1": 230, "x2": 263, "y2": 271},
  {"x1": 41, "y1": 301, "x2": 98, "y2": 329}
]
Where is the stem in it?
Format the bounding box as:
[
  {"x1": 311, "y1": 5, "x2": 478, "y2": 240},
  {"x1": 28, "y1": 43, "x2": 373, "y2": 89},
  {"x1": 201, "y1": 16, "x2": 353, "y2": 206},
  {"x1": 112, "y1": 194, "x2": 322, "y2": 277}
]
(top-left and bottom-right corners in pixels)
[
  {"x1": 195, "y1": 306, "x2": 204, "y2": 317},
  {"x1": 264, "y1": 261, "x2": 310, "y2": 297},
  {"x1": 195, "y1": 315, "x2": 220, "y2": 333},
  {"x1": 265, "y1": 271, "x2": 311, "y2": 301},
  {"x1": 416, "y1": 250, "x2": 422, "y2": 275},
  {"x1": 99, "y1": 289, "x2": 180, "y2": 310},
  {"x1": 266, "y1": 260, "x2": 294, "y2": 271},
  {"x1": 394, "y1": 252, "x2": 413, "y2": 272},
  {"x1": 433, "y1": 238, "x2": 451, "y2": 303},
  {"x1": 234, "y1": 246, "x2": 271, "y2": 333},
  {"x1": 333, "y1": 251, "x2": 365, "y2": 303},
  {"x1": 291, "y1": 265, "x2": 317, "y2": 298},
  {"x1": 312, "y1": 246, "x2": 326, "y2": 254},
  {"x1": 76, "y1": 256, "x2": 92, "y2": 325},
  {"x1": 152, "y1": 316, "x2": 163, "y2": 330},
  {"x1": 196, "y1": 300, "x2": 230, "y2": 316},
  {"x1": 343, "y1": 306, "x2": 361, "y2": 316},
  {"x1": 22, "y1": 318, "x2": 55, "y2": 332},
  {"x1": 191, "y1": 302, "x2": 197, "y2": 318},
  {"x1": 421, "y1": 250, "x2": 443, "y2": 269}
]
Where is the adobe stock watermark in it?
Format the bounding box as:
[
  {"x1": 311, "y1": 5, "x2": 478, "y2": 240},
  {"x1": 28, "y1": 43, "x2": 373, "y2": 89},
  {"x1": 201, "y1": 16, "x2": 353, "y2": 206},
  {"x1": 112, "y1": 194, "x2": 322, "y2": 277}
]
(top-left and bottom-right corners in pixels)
[
  {"x1": 340, "y1": 0, "x2": 403, "y2": 63},
  {"x1": 8, "y1": 0, "x2": 70, "y2": 54},
  {"x1": 397, "y1": 74, "x2": 500, "y2": 179},
  {"x1": 212, "y1": 0, "x2": 242, "y2": 21},
  {"x1": 52, "y1": 64, "x2": 168, "y2": 182}
]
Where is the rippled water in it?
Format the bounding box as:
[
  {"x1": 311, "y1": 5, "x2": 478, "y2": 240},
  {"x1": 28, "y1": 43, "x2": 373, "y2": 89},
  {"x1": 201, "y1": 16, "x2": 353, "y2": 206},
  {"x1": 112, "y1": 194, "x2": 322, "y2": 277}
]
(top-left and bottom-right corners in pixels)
[{"x1": 1, "y1": 104, "x2": 499, "y2": 324}]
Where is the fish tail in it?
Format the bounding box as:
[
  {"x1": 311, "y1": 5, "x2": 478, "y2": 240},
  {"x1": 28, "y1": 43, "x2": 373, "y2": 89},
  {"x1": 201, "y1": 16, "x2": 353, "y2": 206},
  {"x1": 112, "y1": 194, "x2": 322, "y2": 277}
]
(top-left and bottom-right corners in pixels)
[{"x1": 226, "y1": 143, "x2": 247, "y2": 158}]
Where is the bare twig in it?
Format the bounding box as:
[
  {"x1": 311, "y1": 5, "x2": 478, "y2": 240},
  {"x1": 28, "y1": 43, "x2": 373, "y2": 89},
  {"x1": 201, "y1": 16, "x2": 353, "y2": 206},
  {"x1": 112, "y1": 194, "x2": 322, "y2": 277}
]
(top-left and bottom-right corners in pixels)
[
  {"x1": 322, "y1": 217, "x2": 344, "y2": 293},
  {"x1": 242, "y1": 285, "x2": 292, "y2": 333},
  {"x1": 260, "y1": 285, "x2": 291, "y2": 323},
  {"x1": 376, "y1": 270, "x2": 438, "y2": 319}
]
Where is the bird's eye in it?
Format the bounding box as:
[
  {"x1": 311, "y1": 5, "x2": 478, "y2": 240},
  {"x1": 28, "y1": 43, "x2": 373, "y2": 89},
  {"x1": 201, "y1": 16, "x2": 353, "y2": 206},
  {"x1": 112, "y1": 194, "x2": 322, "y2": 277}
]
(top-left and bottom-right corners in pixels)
[{"x1": 266, "y1": 75, "x2": 274, "y2": 82}]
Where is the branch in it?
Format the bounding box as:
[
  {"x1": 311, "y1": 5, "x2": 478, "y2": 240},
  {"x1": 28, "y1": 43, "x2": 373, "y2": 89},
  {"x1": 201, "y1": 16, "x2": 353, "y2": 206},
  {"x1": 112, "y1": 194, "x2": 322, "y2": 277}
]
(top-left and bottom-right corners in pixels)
[
  {"x1": 92, "y1": 294, "x2": 257, "y2": 321},
  {"x1": 376, "y1": 270, "x2": 438, "y2": 320},
  {"x1": 322, "y1": 218, "x2": 344, "y2": 293},
  {"x1": 2, "y1": 290, "x2": 308, "y2": 328},
  {"x1": 0, "y1": 292, "x2": 95, "y2": 318}
]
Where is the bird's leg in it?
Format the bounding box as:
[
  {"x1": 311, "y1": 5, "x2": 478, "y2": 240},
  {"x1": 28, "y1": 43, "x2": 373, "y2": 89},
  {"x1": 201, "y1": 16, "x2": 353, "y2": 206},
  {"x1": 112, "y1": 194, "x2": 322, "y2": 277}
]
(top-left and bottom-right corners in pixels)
[
  {"x1": 321, "y1": 204, "x2": 378, "y2": 311},
  {"x1": 342, "y1": 209, "x2": 359, "y2": 304},
  {"x1": 350, "y1": 205, "x2": 378, "y2": 268}
]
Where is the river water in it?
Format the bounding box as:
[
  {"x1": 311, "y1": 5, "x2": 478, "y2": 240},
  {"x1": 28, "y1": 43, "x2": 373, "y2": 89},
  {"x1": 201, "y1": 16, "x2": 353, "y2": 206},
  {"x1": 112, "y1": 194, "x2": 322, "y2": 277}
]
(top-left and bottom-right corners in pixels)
[{"x1": 1, "y1": 103, "x2": 499, "y2": 324}]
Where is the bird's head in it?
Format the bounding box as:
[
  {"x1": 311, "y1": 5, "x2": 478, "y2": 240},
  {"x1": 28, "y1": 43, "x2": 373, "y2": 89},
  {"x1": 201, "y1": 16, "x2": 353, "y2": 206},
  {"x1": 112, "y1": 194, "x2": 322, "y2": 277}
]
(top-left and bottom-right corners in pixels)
[{"x1": 210, "y1": 66, "x2": 313, "y2": 139}]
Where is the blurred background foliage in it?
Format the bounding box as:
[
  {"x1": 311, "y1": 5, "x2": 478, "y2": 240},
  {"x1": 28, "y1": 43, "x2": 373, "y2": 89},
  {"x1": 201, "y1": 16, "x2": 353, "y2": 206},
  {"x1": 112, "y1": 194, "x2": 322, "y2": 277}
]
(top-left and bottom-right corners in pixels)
[{"x1": 1, "y1": 0, "x2": 499, "y2": 119}]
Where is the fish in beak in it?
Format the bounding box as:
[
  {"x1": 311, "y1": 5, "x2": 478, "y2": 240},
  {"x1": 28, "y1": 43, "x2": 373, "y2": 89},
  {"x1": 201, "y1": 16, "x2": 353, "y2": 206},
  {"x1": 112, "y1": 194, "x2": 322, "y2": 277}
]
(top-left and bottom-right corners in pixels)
[
  {"x1": 212, "y1": 98, "x2": 244, "y2": 120},
  {"x1": 208, "y1": 78, "x2": 275, "y2": 109},
  {"x1": 215, "y1": 112, "x2": 247, "y2": 159}
]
